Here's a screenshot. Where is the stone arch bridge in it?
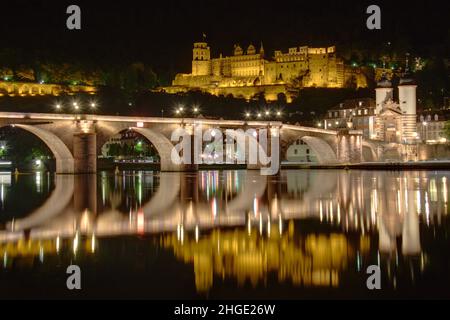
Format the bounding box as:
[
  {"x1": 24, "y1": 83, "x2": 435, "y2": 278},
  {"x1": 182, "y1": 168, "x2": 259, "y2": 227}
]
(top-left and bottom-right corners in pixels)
[{"x1": 0, "y1": 112, "x2": 365, "y2": 173}]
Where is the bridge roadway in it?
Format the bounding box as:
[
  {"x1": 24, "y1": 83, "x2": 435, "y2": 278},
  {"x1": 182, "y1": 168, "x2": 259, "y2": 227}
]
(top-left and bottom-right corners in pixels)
[{"x1": 0, "y1": 112, "x2": 368, "y2": 173}]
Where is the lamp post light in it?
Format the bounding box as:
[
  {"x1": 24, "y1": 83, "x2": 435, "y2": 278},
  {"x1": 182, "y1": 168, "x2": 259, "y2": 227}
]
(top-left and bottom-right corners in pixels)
[{"x1": 72, "y1": 101, "x2": 80, "y2": 112}]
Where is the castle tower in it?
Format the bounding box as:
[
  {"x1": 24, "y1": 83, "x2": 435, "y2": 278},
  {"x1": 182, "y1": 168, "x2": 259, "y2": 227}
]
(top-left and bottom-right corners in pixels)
[
  {"x1": 375, "y1": 74, "x2": 393, "y2": 115},
  {"x1": 192, "y1": 41, "x2": 211, "y2": 76},
  {"x1": 398, "y1": 55, "x2": 417, "y2": 143}
]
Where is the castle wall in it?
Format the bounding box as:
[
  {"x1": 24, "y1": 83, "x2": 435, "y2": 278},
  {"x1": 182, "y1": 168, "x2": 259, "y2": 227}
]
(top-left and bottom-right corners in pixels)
[
  {"x1": 167, "y1": 42, "x2": 368, "y2": 101},
  {"x1": 0, "y1": 81, "x2": 96, "y2": 97}
]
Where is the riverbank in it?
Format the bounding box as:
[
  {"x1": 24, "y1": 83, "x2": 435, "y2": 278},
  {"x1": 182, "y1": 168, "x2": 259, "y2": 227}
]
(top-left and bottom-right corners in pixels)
[{"x1": 281, "y1": 161, "x2": 450, "y2": 170}]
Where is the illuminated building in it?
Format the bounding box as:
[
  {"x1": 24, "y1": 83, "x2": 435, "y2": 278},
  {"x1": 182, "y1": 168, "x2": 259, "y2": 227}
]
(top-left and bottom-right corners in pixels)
[
  {"x1": 0, "y1": 81, "x2": 97, "y2": 97},
  {"x1": 322, "y1": 98, "x2": 376, "y2": 138},
  {"x1": 417, "y1": 113, "x2": 448, "y2": 144},
  {"x1": 160, "y1": 40, "x2": 368, "y2": 102}
]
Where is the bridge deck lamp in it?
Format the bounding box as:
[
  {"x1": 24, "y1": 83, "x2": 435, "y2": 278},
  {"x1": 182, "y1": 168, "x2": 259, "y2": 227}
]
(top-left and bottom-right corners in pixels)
[
  {"x1": 265, "y1": 110, "x2": 270, "y2": 116},
  {"x1": 257, "y1": 113, "x2": 262, "y2": 118},
  {"x1": 90, "y1": 102, "x2": 97, "y2": 108},
  {"x1": 276, "y1": 111, "x2": 281, "y2": 117}
]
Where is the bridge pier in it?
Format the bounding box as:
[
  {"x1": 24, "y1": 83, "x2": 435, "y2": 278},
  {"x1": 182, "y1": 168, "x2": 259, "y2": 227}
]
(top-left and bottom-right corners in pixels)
[
  {"x1": 73, "y1": 132, "x2": 97, "y2": 173},
  {"x1": 336, "y1": 130, "x2": 363, "y2": 164}
]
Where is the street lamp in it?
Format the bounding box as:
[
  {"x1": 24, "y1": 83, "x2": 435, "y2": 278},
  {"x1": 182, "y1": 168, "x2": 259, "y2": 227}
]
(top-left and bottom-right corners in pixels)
[{"x1": 192, "y1": 105, "x2": 199, "y2": 113}]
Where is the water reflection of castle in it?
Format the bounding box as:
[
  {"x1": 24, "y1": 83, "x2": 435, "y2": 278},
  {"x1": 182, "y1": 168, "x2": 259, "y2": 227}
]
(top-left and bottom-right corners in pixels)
[{"x1": 0, "y1": 170, "x2": 448, "y2": 292}]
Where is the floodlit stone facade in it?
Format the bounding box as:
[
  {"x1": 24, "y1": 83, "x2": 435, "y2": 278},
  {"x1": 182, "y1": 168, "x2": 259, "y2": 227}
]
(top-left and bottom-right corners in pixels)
[
  {"x1": 374, "y1": 74, "x2": 418, "y2": 144},
  {"x1": 161, "y1": 40, "x2": 368, "y2": 102},
  {"x1": 0, "y1": 81, "x2": 97, "y2": 97}
]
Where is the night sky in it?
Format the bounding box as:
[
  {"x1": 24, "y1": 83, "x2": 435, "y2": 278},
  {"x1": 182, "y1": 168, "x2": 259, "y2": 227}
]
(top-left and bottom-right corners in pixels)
[{"x1": 0, "y1": 0, "x2": 449, "y2": 75}]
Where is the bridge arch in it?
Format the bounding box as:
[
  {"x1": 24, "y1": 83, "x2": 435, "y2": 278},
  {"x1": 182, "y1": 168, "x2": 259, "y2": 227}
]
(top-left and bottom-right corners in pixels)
[
  {"x1": 100, "y1": 126, "x2": 181, "y2": 171},
  {"x1": 1, "y1": 124, "x2": 74, "y2": 173},
  {"x1": 299, "y1": 136, "x2": 338, "y2": 164},
  {"x1": 362, "y1": 141, "x2": 378, "y2": 162}
]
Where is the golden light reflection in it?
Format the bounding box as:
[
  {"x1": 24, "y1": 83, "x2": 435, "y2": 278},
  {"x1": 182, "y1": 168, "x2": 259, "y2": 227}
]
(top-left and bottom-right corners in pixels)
[
  {"x1": 0, "y1": 170, "x2": 448, "y2": 292},
  {"x1": 160, "y1": 226, "x2": 371, "y2": 293}
]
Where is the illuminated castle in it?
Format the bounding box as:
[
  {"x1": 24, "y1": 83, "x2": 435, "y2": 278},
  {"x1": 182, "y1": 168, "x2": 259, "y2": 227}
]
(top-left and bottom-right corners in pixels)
[{"x1": 161, "y1": 39, "x2": 368, "y2": 102}]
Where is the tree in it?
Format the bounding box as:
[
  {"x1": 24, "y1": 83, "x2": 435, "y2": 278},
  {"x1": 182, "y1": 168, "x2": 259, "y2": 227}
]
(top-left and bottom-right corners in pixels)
[
  {"x1": 0, "y1": 128, "x2": 52, "y2": 169},
  {"x1": 443, "y1": 121, "x2": 450, "y2": 139}
]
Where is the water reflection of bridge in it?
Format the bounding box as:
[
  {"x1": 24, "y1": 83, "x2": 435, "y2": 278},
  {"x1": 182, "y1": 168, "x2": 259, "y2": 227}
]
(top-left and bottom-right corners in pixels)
[
  {"x1": 1, "y1": 170, "x2": 448, "y2": 291},
  {"x1": 1, "y1": 170, "x2": 448, "y2": 251}
]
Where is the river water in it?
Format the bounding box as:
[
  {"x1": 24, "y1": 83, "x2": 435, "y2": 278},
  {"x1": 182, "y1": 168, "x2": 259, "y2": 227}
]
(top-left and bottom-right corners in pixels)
[{"x1": 0, "y1": 169, "x2": 449, "y2": 299}]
